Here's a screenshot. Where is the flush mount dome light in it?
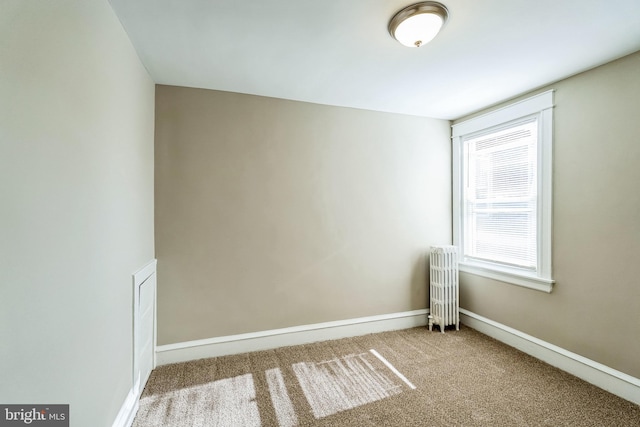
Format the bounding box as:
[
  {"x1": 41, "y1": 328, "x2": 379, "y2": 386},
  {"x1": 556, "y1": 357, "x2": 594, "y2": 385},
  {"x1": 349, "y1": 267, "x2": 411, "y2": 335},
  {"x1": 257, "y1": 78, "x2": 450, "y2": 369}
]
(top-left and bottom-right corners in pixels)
[{"x1": 389, "y1": 2, "x2": 449, "y2": 48}]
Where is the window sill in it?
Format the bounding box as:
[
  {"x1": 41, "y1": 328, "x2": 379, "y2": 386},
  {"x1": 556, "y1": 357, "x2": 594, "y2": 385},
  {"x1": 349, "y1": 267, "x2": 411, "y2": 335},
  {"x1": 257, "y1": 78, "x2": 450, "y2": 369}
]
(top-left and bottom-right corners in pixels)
[{"x1": 459, "y1": 262, "x2": 554, "y2": 293}]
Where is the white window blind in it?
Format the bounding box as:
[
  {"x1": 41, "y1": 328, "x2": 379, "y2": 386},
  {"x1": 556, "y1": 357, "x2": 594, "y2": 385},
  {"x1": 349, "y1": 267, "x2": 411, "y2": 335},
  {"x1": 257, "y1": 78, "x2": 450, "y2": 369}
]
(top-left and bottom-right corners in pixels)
[{"x1": 463, "y1": 118, "x2": 538, "y2": 270}]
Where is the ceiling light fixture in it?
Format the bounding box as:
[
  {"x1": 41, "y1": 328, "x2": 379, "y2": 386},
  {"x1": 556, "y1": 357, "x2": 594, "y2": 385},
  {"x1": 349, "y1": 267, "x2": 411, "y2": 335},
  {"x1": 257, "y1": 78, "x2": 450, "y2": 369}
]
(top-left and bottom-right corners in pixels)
[{"x1": 388, "y1": 2, "x2": 449, "y2": 48}]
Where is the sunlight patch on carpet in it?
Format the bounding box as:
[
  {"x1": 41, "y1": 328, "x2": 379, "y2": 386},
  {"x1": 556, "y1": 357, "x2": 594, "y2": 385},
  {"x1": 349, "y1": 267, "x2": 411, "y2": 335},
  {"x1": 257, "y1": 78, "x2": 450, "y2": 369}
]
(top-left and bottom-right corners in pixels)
[
  {"x1": 136, "y1": 349, "x2": 415, "y2": 426},
  {"x1": 266, "y1": 368, "x2": 298, "y2": 427},
  {"x1": 292, "y1": 351, "x2": 405, "y2": 419},
  {"x1": 138, "y1": 373, "x2": 261, "y2": 426},
  {"x1": 207, "y1": 373, "x2": 261, "y2": 426}
]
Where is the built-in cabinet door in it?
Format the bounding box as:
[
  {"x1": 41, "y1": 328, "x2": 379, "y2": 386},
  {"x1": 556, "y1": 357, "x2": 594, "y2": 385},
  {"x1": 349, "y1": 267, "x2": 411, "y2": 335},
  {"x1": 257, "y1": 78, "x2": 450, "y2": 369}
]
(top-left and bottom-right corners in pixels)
[
  {"x1": 137, "y1": 273, "x2": 155, "y2": 388},
  {"x1": 133, "y1": 260, "x2": 157, "y2": 395}
]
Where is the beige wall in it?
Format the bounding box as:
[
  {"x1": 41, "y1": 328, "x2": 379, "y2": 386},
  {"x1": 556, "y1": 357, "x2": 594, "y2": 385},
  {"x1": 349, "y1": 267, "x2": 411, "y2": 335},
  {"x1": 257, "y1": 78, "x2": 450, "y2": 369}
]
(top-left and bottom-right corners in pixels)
[
  {"x1": 155, "y1": 85, "x2": 451, "y2": 345},
  {"x1": 0, "y1": 1, "x2": 155, "y2": 425},
  {"x1": 455, "y1": 51, "x2": 640, "y2": 378}
]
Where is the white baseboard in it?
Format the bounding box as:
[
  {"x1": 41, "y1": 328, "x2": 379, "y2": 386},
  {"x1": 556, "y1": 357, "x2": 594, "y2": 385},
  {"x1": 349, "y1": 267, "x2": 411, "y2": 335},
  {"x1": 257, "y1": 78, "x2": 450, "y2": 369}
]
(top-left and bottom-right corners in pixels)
[
  {"x1": 156, "y1": 309, "x2": 428, "y2": 366},
  {"x1": 111, "y1": 381, "x2": 140, "y2": 427},
  {"x1": 459, "y1": 308, "x2": 640, "y2": 405}
]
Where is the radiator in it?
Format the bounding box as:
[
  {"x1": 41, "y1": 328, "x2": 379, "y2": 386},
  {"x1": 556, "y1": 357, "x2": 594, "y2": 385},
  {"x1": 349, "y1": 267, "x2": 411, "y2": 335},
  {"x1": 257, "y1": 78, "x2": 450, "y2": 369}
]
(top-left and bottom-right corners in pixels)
[{"x1": 428, "y1": 246, "x2": 459, "y2": 333}]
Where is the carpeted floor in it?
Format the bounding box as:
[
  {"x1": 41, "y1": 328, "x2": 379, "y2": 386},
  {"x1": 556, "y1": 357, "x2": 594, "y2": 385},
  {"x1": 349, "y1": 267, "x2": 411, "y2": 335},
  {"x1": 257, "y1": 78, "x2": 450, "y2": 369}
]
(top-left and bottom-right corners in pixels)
[{"x1": 133, "y1": 326, "x2": 640, "y2": 426}]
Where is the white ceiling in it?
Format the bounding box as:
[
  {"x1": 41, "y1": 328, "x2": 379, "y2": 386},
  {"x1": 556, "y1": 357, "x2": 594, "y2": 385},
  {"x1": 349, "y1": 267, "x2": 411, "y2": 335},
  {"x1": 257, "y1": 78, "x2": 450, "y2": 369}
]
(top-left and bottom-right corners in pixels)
[{"x1": 108, "y1": 0, "x2": 640, "y2": 120}]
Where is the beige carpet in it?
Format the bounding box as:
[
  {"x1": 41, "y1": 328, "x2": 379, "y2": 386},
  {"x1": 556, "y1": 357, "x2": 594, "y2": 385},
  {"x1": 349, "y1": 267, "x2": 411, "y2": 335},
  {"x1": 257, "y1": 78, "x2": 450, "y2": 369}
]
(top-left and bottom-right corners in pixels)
[{"x1": 133, "y1": 326, "x2": 640, "y2": 426}]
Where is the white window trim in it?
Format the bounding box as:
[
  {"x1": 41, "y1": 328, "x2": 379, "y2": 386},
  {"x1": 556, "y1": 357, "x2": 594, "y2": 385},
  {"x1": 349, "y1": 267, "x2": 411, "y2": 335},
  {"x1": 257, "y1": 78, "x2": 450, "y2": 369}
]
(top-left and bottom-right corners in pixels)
[{"x1": 452, "y1": 90, "x2": 555, "y2": 293}]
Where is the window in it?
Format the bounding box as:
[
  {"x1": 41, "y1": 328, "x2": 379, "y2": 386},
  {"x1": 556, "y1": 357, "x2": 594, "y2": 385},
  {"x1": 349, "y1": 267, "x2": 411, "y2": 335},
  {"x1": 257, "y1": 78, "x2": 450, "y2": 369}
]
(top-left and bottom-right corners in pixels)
[{"x1": 452, "y1": 91, "x2": 554, "y2": 292}]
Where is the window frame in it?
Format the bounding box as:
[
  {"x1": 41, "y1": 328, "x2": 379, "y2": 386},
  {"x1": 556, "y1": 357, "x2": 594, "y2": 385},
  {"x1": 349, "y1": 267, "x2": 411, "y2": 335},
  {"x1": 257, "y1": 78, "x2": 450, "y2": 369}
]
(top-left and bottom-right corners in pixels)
[{"x1": 452, "y1": 91, "x2": 555, "y2": 293}]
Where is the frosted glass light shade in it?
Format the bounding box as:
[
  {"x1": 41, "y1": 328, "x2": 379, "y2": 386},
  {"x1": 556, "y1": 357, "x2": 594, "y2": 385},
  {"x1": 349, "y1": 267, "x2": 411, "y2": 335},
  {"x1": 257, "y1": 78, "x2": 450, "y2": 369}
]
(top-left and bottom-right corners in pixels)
[
  {"x1": 394, "y1": 13, "x2": 443, "y2": 47},
  {"x1": 389, "y1": 2, "x2": 449, "y2": 48}
]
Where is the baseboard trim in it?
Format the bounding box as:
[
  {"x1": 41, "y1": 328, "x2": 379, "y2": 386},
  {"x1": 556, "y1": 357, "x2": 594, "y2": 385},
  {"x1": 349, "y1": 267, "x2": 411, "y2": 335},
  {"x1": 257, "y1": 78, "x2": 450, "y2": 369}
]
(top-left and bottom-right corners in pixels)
[
  {"x1": 156, "y1": 309, "x2": 428, "y2": 366},
  {"x1": 111, "y1": 382, "x2": 140, "y2": 427},
  {"x1": 459, "y1": 308, "x2": 640, "y2": 405}
]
